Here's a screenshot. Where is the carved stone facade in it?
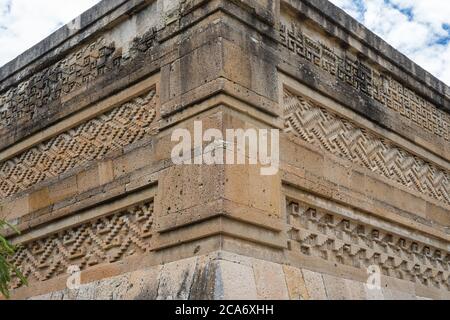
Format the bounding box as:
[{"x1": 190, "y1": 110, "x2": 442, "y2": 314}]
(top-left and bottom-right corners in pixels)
[
  {"x1": 280, "y1": 22, "x2": 449, "y2": 143},
  {"x1": 11, "y1": 200, "x2": 154, "y2": 287},
  {"x1": 284, "y1": 90, "x2": 449, "y2": 206},
  {"x1": 0, "y1": 0, "x2": 449, "y2": 300},
  {"x1": 0, "y1": 91, "x2": 157, "y2": 198},
  {"x1": 0, "y1": 30, "x2": 158, "y2": 132},
  {"x1": 286, "y1": 198, "x2": 449, "y2": 291}
]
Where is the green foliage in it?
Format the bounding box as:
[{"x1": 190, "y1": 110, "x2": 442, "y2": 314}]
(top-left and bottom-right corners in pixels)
[{"x1": 0, "y1": 220, "x2": 27, "y2": 299}]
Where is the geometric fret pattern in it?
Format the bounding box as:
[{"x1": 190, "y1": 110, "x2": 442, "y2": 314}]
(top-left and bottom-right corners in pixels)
[
  {"x1": 0, "y1": 27, "x2": 157, "y2": 131},
  {"x1": 287, "y1": 199, "x2": 450, "y2": 291},
  {"x1": 0, "y1": 36, "x2": 117, "y2": 130},
  {"x1": 280, "y1": 22, "x2": 450, "y2": 143},
  {"x1": 284, "y1": 90, "x2": 450, "y2": 206},
  {"x1": 0, "y1": 90, "x2": 157, "y2": 199},
  {"x1": 10, "y1": 200, "x2": 154, "y2": 288}
]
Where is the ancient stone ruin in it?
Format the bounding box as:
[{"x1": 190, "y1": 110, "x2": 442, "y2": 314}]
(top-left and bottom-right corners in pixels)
[{"x1": 0, "y1": 0, "x2": 449, "y2": 300}]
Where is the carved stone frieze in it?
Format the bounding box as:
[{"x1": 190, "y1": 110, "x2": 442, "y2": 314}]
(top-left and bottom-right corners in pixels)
[
  {"x1": 0, "y1": 90, "x2": 158, "y2": 199},
  {"x1": 280, "y1": 22, "x2": 450, "y2": 143},
  {"x1": 0, "y1": 29, "x2": 158, "y2": 131},
  {"x1": 284, "y1": 90, "x2": 450, "y2": 205},
  {"x1": 10, "y1": 200, "x2": 154, "y2": 288},
  {"x1": 286, "y1": 198, "x2": 450, "y2": 290}
]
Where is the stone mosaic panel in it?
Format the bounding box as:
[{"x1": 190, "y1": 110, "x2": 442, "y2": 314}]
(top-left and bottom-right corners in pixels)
[
  {"x1": 286, "y1": 198, "x2": 450, "y2": 291},
  {"x1": 11, "y1": 200, "x2": 154, "y2": 288},
  {"x1": 0, "y1": 89, "x2": 157, "y2": 199},
  {"x1": 284, "y1": 90, "x2": 450, "y2": 205},
  {"x1": 280, "y1": 22, "x2": 450, "y2": 143}
]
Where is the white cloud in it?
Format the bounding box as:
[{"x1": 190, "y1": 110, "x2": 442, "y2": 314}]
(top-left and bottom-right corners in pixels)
[
  {"x1": 328, "y1": 0, "x2": 365, "y2": 21},
  {"x1": 0, "y1": 0, "x2": 449, "y2": 86},
  {"x1": 0, "y1": 0, "x2": 100, "y2": 67},
  {"x1": 329, "y1": 0, "x2": 450, "y2": 86}
]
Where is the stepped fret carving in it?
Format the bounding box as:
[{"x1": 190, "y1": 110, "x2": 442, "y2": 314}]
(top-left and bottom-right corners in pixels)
[
  {"x1": 0, "y1": 90, "x2": 157, "y2": 198},
  {"x1": 280, "y1": 22, "x2": 450, "y2": 142},
  {"x1": 287, "y1": 199, "x2": 450, "y2": 290},
  {"x1": 0, "y1": 37, "x2": 117, "y2": 129},
  {"x1": 0, "y1": 28, "x2": 158, "y2": 130},
  {"x1": 11, "y1": 200, "x2": 154, "y2": 288},
  {"x1": 284, "y1": 90, "x2": 450, "y2": 205}
]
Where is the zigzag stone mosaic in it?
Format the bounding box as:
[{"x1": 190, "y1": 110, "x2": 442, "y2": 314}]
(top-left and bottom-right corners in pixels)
[
  {"x1": 287, "y1": 198, "x2": 450, "y2": 290},
  {"x1": 11, "y1": 200, "x2": 154, "y2": 288},
  {"x1": 284, "y1": 90, "x2": 450, "y2": 205},
  {"x1": 0, "y1": 90, "x2": 157, "y2": 199}
]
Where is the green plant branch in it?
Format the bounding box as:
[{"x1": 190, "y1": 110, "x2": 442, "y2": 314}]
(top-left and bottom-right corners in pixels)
[{"x1": 0, "y1": 220, "x2": 28, "y2": 299}]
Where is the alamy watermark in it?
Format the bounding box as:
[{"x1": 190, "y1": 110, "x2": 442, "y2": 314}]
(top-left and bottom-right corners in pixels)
[
  {"x1": 171, "y1": 121, "x2": 280, "y2": 176},
  {"x1": 66, "y1": 265, "x2": 81, "y2": 290},
  {"x1": 366, "y1": 265, "x2": 382, "y2": 291}
]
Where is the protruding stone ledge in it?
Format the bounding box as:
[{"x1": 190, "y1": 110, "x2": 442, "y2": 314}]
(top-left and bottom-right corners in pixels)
[{"x1": 282, "y1": 0, "x2": 450, "y2": 112}]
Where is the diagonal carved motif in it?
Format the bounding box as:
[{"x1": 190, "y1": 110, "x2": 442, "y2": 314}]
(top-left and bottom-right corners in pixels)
[
  {"x1": 284, "y1": 90, "x2": 450, "y2": 205},
  {"x1": 10, "y1": 200, "x2": 154, "y2": 288},
  {"x1": 287, "y1": 199, "x2": 450, "y2": 291},
  {"x1": 0, "y1": 90, "x2": 157, "y2": 199}
]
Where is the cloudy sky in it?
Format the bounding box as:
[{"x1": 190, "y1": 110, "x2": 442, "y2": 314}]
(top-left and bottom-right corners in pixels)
[
  {"x1": 0, "y1": 0, "x2": 449, "y2": 85},
  {"x1": 0, "y1": 0, "x2": 100, "y2": 66},
  {"x1": 329, "y1": 0, "x2": 450, "y2": 85}
]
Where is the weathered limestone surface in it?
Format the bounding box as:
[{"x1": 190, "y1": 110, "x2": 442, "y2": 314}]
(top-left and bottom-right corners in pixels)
[
  {"x1": 0, "y1": 0, "x2": 449, "y2": 300},
  {"x1": 25, "y1": 252, "x2": 441, "y2": 300}
]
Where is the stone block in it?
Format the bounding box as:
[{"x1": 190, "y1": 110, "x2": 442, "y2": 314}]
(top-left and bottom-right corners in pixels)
[
  {"x1": 123, "y1": 266, "x2": 161, "y2": 300},
  {"x1": 75, "y1": 284, "x2": 97, "y2": 300},
  {"x1": 49, "y1": 175, "x2": 78, "y2": 204},
  {"x1": 158, "y1": 163, "x2": 224, "y2": 221},
  {"x1": 344, "y1": 279, "x2": 367, "y2": 300},
  {"x1": 252, "y1": 260, "x2": 289, "y2": 300},
  {"x1": 283, "y1": 265, "x2": 310, "y2": 300},
  {"x1": 28, "y1": 187, "x2": 51, "y2": 212},
  {"x1": 94, "y1": 274, "x2": 131, "y2": 300},
  {"x1": 113, "y1": 145, "x2": 153, "y2": 179},
  {"x1": 384, "y1": 289, "x2": 417, "y2": 301},
  {"x1": 365, "y1": 286, "x2": 385, "y2": 300},
  {"x1": 301, "y1": 269, "x2": 327, "y2": 300},
  {"x1": 322, "y1": 274, "x2": 348, "y2": 300},
  {"x1": 1, "y1": 195, "x2": 29, "y2": 221},
  {"x1": 189, "y1": 256, "x2": 219, "y2": 300},
  {"x1": 215, "y1": 260, "x2": 258, "y2": 300},
  {"x1": 157, "y1": 257, "x2": 198, "y2": 300},
  {"x1": 76, "y1": 166, "x2": 99, "y2": 194},
  {"x1": 98, "y1": 160, "x2": 115, "y2": 185}
]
